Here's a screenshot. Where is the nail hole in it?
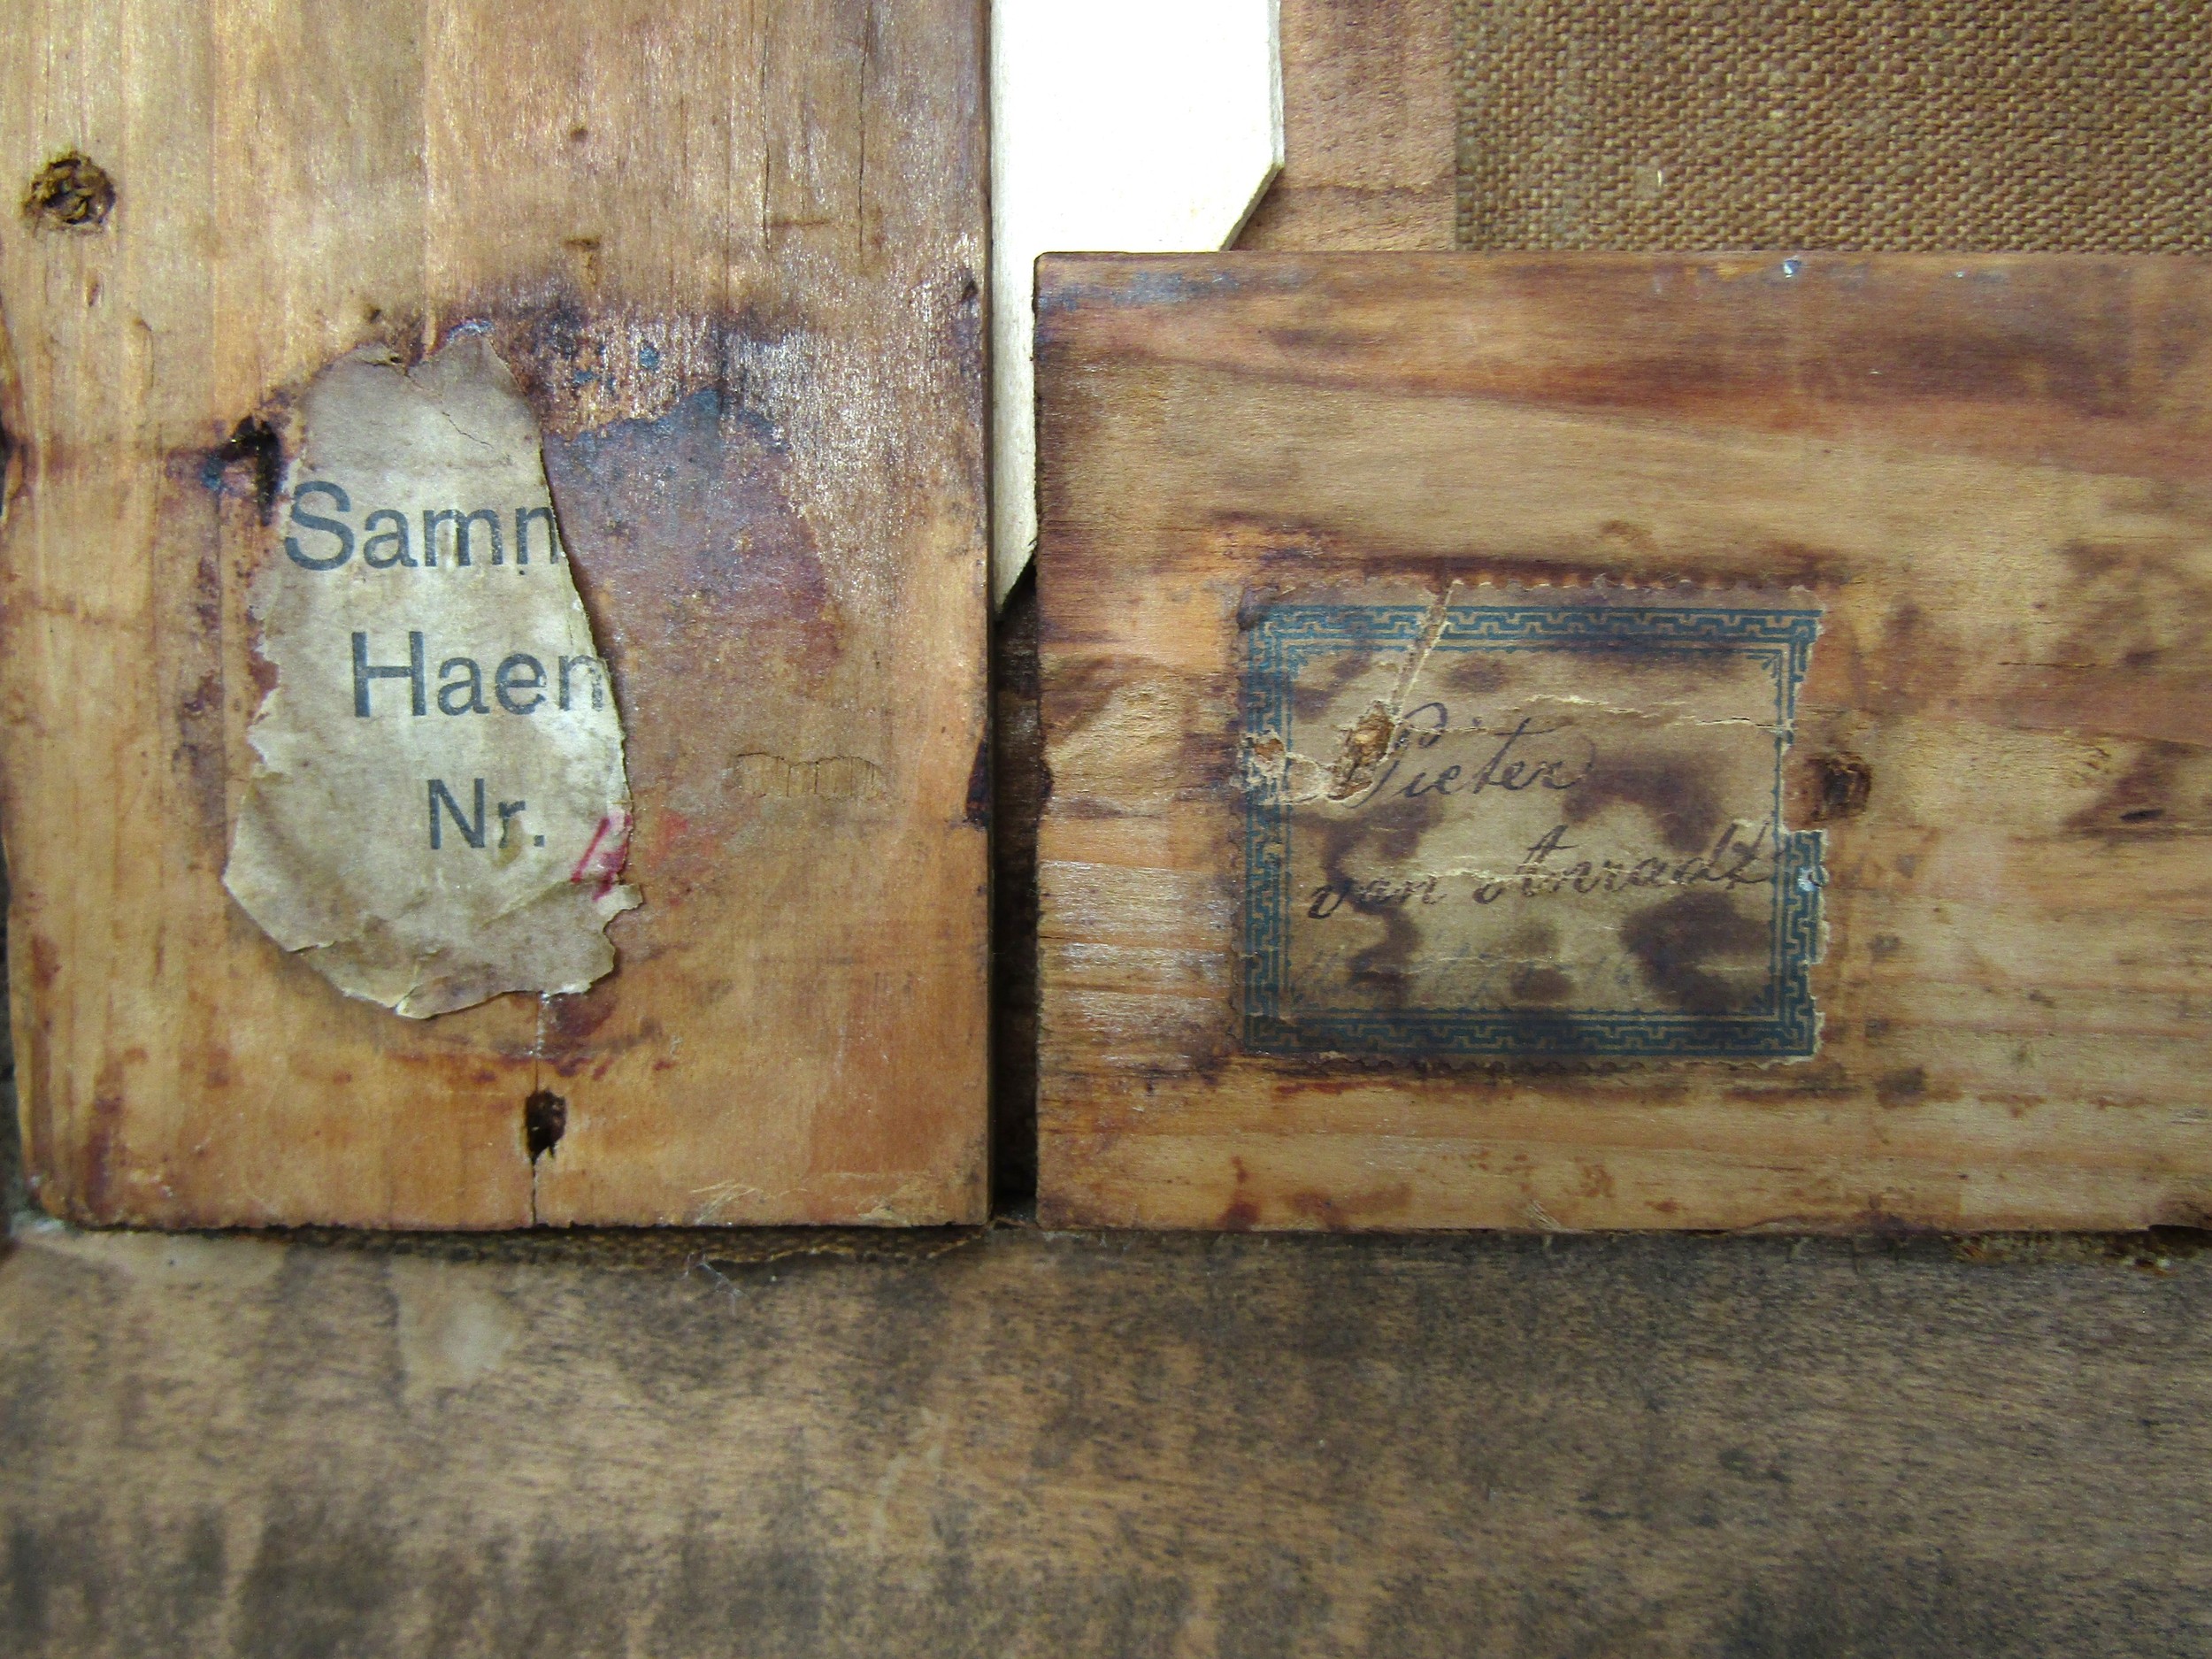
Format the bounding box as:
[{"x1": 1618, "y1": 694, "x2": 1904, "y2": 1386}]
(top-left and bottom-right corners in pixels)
[
  {"x1": 24, "y1": 151, "x2": 114, "y2": 231},
  {"x1": 1804, "y1": 753, "x2": 1872, "y2": 824},
  {"x1": 203, "y1": 415, "x2": 281, "y2": 523},
  {"x1": 523, "y1": 1089, "x2": 567, "y2": 1161}
]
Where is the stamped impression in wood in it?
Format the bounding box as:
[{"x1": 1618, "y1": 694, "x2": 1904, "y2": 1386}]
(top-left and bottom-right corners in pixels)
[{"x1": 1241, "y1": 585, "x2": 1823, "y2": 1060}]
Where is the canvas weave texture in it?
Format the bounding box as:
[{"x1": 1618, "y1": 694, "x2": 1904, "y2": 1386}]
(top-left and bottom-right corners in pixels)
[{"x1": 1456, "y1": 0, "x2": 2212, "y2": 250}]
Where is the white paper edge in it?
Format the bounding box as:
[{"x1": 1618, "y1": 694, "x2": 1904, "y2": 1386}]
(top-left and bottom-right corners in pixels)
[{"x1": 989, "y1": 0, "x2": 1285, "y2": 607}]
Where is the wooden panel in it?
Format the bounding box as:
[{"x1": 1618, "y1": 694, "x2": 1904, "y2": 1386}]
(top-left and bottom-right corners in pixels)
[
  {"x1": 1035, "y1": 252, "x2": 2212, "y2": 1232},
  {"x1": 0, "y1": 0, "x2": 989, "y2": 1227},
  {"x1": 989, "y1": 0, "x2": 1455, "y2": 1216},
  {"x1": 3, "y1": 1222, "x2": 2208, "y2": 1656},
  {"x1": 1238, "y1": 0, "x2": 1456, "y2": 252}
]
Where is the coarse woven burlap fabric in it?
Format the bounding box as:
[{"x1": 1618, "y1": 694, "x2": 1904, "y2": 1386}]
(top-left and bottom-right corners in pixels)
[{"x1": 1456, "y1": 0, "x2": 2212, "y2": 250}]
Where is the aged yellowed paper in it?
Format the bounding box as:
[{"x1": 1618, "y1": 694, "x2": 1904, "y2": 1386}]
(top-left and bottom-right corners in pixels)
[{"x1": 225, "y1": 335, "x2": 637, "y2": 1018}]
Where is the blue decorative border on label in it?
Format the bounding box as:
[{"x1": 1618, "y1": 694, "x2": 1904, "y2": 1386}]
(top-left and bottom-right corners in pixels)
[{"x1": 1241, "y1": 603, "x2": 1824, "y2": 1059}]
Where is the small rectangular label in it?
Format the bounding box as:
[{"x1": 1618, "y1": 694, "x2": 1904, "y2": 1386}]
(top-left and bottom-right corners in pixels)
[{"x1": 1241, "y1": 592, "x2": 1823, "y2": 1059}]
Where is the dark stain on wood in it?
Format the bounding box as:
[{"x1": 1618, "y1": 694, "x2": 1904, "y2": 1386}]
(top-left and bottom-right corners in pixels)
[
  {"x1": 482, "y1": 296, "x2": 800, "y2": 439},
  {"x1": 7, "y1": 1225, "x2": 2208, "y2": 1657},
  {"x1": 1620, "y1": 888, "x2": 1769, "y2": 1016},
  {"x1": 1441, "y1": 653, "x2": 1510, "y2": 696},
  {"x1": 1286, "y1": 1180, "x2": 1414, "y2": 1229},
  {"x1": 1560, "y1": 748, "x2": 1726, "y2": 857},
  {"x1": 1138, "y1": 256, "x2": 2211, "y2": 477},
  {"x1": 1796, "y1": 752, "x2": 1873, "y2": 826},
  {"x1": 77, "y1": 1059, "x2": 127, "y2": 1222},
  {"x1": 1218, "y1": 1157, "x2": 1261, "y2": 1229},
  {"x1": 2060, "y1": 539, "x2": 2212, "y2": 676},
  {"x1": 2068, "y1": 740, "x2": 2201, "y2": 841},
  {"x1": 1494, "y1": 918, "x2": 1573, "y2": 1008},
  {"x1": 1299, "y1": 789, "x2": 1450, "y2": 1010},
  {"x1": 542, "y1": 386, "x2": 843, "y2": 688},
  {"x1": 172, "y1": 666, "x2": 228, "y2": 854},
  {"x1": 1508, "y1": 964, "x2": 1576, "y2": 1005},
  {"x1": 1040, "y1": 654, "x2": 1163, "y2": 742},
  {"x1": 539, "y1": 986, "x2": 618, "y2": 1058},
  {"x1": 540, "y1": 1001, "x2": 667, "y2": 1084},
  {"x1": 1289, "y1": 649, "x2": 1381, "y2": 722},
  {"x1": 1877, "y1": 1066, "x2": 1930, "y2": 1109}
]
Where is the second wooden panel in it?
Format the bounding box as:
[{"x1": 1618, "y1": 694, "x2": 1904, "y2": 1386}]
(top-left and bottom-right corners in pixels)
[{"x1": 1035, "y1": 252, "x2": 2212, "y2": 1232}]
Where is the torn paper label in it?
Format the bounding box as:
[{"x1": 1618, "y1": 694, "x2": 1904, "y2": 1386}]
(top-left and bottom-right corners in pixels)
[
  {"x1": 1239, "y1": 586, "x2": 1823, "y2": 1061},
  {"x1": 224, "y1": 334, "x2": 638, "y2": 1018}
]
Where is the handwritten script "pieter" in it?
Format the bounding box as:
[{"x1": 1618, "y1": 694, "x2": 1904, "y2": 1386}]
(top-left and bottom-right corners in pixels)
[{"x1": 1242, "y1": 592, "x2": 1822, "y2": 1055}]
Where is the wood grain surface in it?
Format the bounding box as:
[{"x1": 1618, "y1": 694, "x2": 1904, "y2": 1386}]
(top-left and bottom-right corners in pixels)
[
  {"x1": 0, "y1": 0, "x2": 990, "y2": 1226},
  {"x1": 1035, "y1": 252, "x2": 2212, "y2": 1233},
  {"x1": 1237, "y1": 0, "x2": 1456, "y2": 251},
  {"x1": 2, "y1": 12, "x2": 2210, "y2": 1653},
  {"x1": 2, "y1": 1220, "x2": 2208, "y2": 1657}
]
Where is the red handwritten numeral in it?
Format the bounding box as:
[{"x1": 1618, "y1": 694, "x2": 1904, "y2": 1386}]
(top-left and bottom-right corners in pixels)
[{"x1": 570, "y1": 808, "x2": 632, "y2": 899}]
